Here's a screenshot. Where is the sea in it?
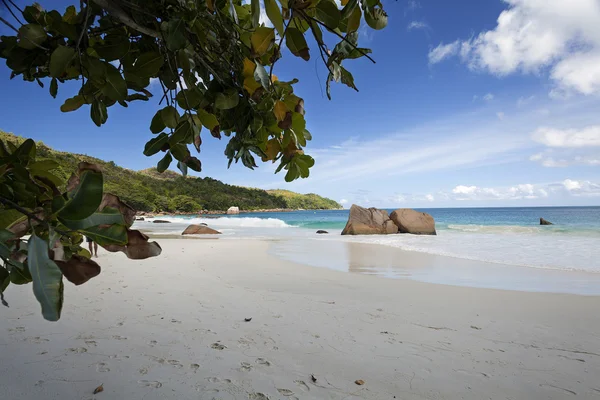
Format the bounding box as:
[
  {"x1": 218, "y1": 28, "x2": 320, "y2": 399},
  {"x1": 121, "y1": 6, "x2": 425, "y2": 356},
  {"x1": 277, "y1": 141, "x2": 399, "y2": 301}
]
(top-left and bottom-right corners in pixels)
[{"x1": 134, "y1": 207, "x2": 600, "y2": 295}]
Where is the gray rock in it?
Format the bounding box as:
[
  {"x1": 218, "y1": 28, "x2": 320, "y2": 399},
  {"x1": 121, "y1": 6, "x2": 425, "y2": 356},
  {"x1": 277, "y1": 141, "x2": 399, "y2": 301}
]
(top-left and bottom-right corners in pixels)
[
  {"x1": 540, "y1": 218, "x2": 553, "y2": 225},
  {"x1": 341, "y1": 205, "x2": 398, "y2": 235}
]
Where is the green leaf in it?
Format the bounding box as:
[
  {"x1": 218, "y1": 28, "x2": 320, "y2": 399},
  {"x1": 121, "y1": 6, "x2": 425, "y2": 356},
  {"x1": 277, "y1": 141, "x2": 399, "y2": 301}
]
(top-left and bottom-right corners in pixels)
[
  {"x1": 60, "y1": 207, "x2": 126, "y2": 230},
  {"x1": 18, "y1": 24, "x2": 47, "y2": 50},
  {"x1": 90, "y1": 98, "x2": 108, "y2": 127},
  {"x1": 49, "y1": 45, "x2": 75, "y2": 78},
  {"x1": 143, "y1": 133, "x2": 169, "y2": 156},
  {"x1": 100, "y1": 62, "x2": 127, "y2": 101},
  {"x1": 161, "y1": 106, "x2": 180, "y2": 129},
  {"x1": 49, "y1": 78, "x2": 58, "y2": 98},
  {"x1": 0, "y1": 209, "x2": 27, "y2": 230},
  {"x1": 170, "y1": 144, "x2": 189, "y2": 161},
  {"x1": 346, "y1": 47, "x2": 372, "y2": 59},
  {"x1": 60, "y1": 95, "x2": 85, "y2": 112},
  {"x1": 59, "y1": 168, "x2": 104, "y2": 221},
  {"x1": 285, "y1": 28, "x2": 310, "y2": 61},
  {"x1": 215, "y1": 89, "x2": 240, "y2": 110},
  {"x1": 157, "y1": 152, "x2": 172, "y2": 173},
  {"x1": 150, "y1": 110, "x2": 166, "y2": 134},
  {"x1": 364, "y1": 7, "x2": 388, "y2": 30},
  {"x1": 177, "y1": 161, "x2": 188, "y2": 176},
  {"x1": 186, "y1": 156, "x2": 202, "y2": 172},
  {"x1": 254, "y1": 62, "x2": 270, "y2": 89},
  {"x1": 265, "y1": 0, "x2": 284, "y2": 36},
  {"x1": 165, "y1": 18, "x2": 187, "y2": 51},
  {"x1": 10, "y1": 263, "x2": 32, "y2": 285},
  {"x1": 95, "y1": 34, "x2": 130, "y2": 61},
  {"x1": 316, "y1": 0, "x2": 341, "y2": 29},
  {"x1": 29, "y1": 235, "x2": 63, "y2": 321},
  {"x1": 251, "y1": 0, "x2": 260, "y2": 28},
  {"x1": 197, "y1": 109, "x2": 220, "y2": 138},
  {"x1": 80, "y1": 224, "x2": 127, "y2": 247},
  {"x1": 171, "y1": 119, "x2": 198, "y2": 144},
  {"x1": 133, "y1": 52, "x2": 164, "y2": 77},
  {"x1": 0, "y1": 267, "x2": 9, "y2": 294},
  {"x1": 347, "y1": 6, "x2": 361, "y2": 32},
  {"x1": 176, "y1": 89, "x2": 203, "y2": 109},
  {"x1": 251, "y1": 27, "x2": 275, "y2": 56},
  {"x1": 340, "y1": 66, "x2": 358, "y2": 91}
]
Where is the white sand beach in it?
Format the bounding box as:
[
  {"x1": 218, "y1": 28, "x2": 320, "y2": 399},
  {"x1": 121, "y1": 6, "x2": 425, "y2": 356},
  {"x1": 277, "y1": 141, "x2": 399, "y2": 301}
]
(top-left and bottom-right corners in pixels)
[{"x1": 1, "y1": 238, "x2": 599, "y2": 399}]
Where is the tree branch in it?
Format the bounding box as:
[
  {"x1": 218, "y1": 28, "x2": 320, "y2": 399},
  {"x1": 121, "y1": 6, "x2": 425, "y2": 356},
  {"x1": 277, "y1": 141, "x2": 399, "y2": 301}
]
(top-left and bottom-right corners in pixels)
[
  {"x1": 269, "y1": 18, "x2": 291, "y2": 84},
  {"x1": 89, "y1": 0, "x2": 160, "y2": 39},
  {"x1": 0, "y1": 16, "x2": 19, "y2": 33},
  {"x1": 0, "y1": 197, "x2": 70, "y2": 237},
  {"x1": 1, "y1": 0, "x2": 24, "y2": 26}
]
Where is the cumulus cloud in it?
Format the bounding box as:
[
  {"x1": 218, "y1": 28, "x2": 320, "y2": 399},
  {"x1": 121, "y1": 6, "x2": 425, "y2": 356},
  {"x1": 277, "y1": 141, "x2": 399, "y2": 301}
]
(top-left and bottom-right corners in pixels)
[
  {"x1": 532, "y1": 126, "x2": 600, "y2": 148},
  {"x1": 425, "y1": 194, "x2": 435, "y2": 202},
  {"x1": 496, "y1": 112, "x2": 505, "y2": 120},
  {"x1": 340, "y1": 199, "x2": 348, "y2": 205},
  {"x1": 447, "y1": 180, "x2": 598, "y2": 201},
  {"x1": 428, "y1": 0, "x2": 600, "y2": 95},
  {"x1": 483, "y1": 93, "x2": 494, "y2": 102},
  {"x1": 517, "y1": 95, "x2": 535, "y2": 107}
]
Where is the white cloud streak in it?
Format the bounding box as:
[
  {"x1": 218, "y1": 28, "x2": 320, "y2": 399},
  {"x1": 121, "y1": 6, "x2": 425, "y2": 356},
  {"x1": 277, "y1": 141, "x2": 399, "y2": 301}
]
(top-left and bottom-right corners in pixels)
[{"x1": 532, "y1": 126, "x2": 600, "y2": 148}]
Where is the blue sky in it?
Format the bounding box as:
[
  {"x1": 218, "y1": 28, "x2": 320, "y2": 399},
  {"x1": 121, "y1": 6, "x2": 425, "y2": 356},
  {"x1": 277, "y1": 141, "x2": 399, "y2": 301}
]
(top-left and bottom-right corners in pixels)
[{"x1": 1, "y1": 0, "x2": 599, "y2": 207}]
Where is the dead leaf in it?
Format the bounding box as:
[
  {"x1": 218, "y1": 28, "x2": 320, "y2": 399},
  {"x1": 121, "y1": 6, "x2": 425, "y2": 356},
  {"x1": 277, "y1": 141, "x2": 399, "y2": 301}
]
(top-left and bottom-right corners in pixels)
[
  {"x1": 355, "y1": 379, "x2": 365, "y2": 385},
  {"x1": 99, "y1": 193, "x2": 136, "y2": 226},
  {"x1": 56, "y1": 255, "x2": 101, "y2": 285},
  {"x1": 93, "y1": 384, "x2": 104, "y2": 394}
]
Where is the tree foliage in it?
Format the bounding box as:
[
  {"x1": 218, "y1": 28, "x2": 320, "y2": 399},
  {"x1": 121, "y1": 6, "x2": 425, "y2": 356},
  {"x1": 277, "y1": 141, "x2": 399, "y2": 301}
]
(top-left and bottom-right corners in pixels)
[
  {"x1": 0, "y1": 0, "x2": 384, "y2": 320},
  {"x1": 0, "y1": 0, "x2": 386, "y2": 182},
  {"x1": 0, "y1": 136, "x2": 161, "y2": 320}
]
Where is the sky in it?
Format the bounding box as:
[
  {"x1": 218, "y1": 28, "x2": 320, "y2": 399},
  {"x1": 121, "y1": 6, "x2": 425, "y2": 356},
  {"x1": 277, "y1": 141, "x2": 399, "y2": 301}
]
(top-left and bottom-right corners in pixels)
[{"x1": 1, "y1": 0, "x2": 599, "y2": 207}]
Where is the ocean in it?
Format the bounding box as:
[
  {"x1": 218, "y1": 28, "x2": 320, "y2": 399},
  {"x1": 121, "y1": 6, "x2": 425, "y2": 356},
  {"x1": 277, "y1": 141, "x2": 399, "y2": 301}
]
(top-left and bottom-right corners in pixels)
[{"x1": 134, "y1": 207, "x2": 600, "y2": 294}]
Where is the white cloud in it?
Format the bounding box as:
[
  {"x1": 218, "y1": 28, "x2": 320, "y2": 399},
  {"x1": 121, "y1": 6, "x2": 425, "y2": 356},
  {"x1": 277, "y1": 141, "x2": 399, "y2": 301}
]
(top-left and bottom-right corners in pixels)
[
  {"x1": 428, "y1": 40, "x2": 461, "y2": 64},
  {"x1": 425, "y1": 194, "x2": 435, "y2": 202},
  {"x1": 563, "y1": 179, "x2": 582, "y2": 191},
  {"x1": 496, "y1": 112, "x2": 505, "y2": 120},
  {"x1": 530, "y1": 150, "x2": 600, "y2": 167},
  {"x1": 483, "y1": 93, "x2": 494, "y2": 101},
  {"x1": 407, "y1": 21, "x2": 429, "y2": 31},
  {"x1": 428, "y1": 0, "x2": 600, "y2": 95},
  {"x1": 532, "y1": 126, "x2": 600, "y2": 148},
  {"x1": 340, "y1": 199, "x2": 348, "y2": 205},
  {"x1": 517, "y1": 95, "x2": 535, "y2": 107},
  {"x1": 452, "y1": 185, "x2": 478, "y2": 195}
]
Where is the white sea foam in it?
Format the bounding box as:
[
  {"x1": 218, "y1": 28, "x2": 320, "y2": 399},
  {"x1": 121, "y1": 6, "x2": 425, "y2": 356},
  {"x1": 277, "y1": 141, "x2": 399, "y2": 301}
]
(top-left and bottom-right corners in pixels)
[{"x1": 141, "y1": 216, "x2": 291, "y2": 228}]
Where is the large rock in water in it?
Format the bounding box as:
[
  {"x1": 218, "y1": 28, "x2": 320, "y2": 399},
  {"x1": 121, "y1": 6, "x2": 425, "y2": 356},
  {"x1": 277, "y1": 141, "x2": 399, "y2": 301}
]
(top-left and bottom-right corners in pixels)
[
  {"x1": 341, "y1": 205, "x2": 398, "y2": 235},
  {"x1": 540, "y1": 218, "x2": 553, "y2": 225},
  {"x1": 227, "y1": 206, "x2": 240, "y2": 215},
  {"x1": 389, "y1": 209, "x2": 436, "y2": 235},
  {"x1": 182, "y1": 225, "x2": 221, "y2": 235}
]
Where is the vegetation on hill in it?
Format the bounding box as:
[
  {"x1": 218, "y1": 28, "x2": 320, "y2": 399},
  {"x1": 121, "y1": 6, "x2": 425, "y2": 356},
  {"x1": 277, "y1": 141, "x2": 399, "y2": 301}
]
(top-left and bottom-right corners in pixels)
[
  {"x1": 0, "y1": 131, "x2": 341, "y2": 213},
  {"x1": 268, "y1": 190, "x2": 341, "y2": 210}
]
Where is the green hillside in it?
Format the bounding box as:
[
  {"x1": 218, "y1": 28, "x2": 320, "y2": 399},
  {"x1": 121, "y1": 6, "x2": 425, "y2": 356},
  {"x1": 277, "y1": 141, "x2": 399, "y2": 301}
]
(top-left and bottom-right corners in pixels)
[
  {"x1": 0, "y1": 131, "x2": 341, "y2": 213},
  {"x1": 268, "y1": 190, "x2": 342, "y2": 210}
]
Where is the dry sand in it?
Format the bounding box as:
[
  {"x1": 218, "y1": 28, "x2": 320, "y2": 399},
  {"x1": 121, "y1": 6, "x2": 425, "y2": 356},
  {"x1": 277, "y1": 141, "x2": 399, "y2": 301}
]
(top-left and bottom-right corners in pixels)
[{"x1": 1, "y1": 239, "x2": 599, "y2": 399}]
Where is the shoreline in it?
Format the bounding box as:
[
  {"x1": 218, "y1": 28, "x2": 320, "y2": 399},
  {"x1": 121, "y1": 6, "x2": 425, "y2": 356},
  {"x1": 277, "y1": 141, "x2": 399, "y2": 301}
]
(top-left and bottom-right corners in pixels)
[{"x1": 2, "y1": 238, "x2": 599, "y2": 399}]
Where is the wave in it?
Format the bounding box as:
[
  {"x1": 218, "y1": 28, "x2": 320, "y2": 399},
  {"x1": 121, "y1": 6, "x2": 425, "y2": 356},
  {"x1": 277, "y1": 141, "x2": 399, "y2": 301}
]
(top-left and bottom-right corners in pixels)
[
  {"x1": 445, "y1": 224, "x2": 545, "y2": 234},
  {"x1": 141, "y1": 216, "x2": 291, "y2": 228}
]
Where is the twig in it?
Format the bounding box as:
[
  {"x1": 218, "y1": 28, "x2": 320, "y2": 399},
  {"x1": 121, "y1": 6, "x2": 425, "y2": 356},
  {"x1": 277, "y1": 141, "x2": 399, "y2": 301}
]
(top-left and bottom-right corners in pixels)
[
  {"x1": 77, "y1": 6, "x2": 92, "y2": 103},
  {"x1": 1, "y1": 0, "x2": 24, "y2": 26},
  {"x1": 6, "y1": 0, "x2": 22, "y2": 13},
  {"x1": 0, "y1": 16, "x2": 19, "y2": 33},
  {"x1": 89, "y1": 0, "x2": 160, "y2": 38},
  {"x1": 301, "y1": 13, "x2": 376, "y2": 64},
  {"x1": 269, "y1": 18, "x2": 291, "y2": 84},
  {"x1": 0, "y1": 197, "x2": 70, "y2": 236}
]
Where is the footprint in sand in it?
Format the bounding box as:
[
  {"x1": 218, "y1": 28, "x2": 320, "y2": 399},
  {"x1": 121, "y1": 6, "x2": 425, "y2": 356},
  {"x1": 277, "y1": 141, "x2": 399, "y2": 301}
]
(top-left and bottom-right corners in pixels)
[
  {"x1": 96, "y1": 362, "x2": 110, "y2": 372},
  {"x1": 85, "y1": 340, "x2": 97, "y2": 347},
  {"x1": 167, "y1": 360, "x2": 183, "y2": 368},
  {"x1": 24, "y1": 336, "x2": 49, "y2": 343},
  {"x1": 190, "y1": 363, "x2": 200, "y2": 372},
  {"x1": 211, "y1": 343, "x2": 226, "y2": 350},
  {"x1": 9, "y1": 327, "x2": 25, "y2": 333},
  {"x1": 294, "y1": 380, "x2": 310, "y2": 392},
  {"x1": 148, "y1": 340, "x2": 158, "y2": 346},
  {"x1": 239, "y1": 362, "x2": 252, "y2": 371},
  {"x1": 67, "y1": 347, "x2": 88, "y2": 354},
  {"x1": 138, "y1": 380, "x2": 162, "y2": 388},
  {"x1": 249, "y1": 393, "x2": 270, "y2": 399},
  {"x1": 171, "y1": 319, "x2": 181, "y2": 324},
  {"x1": 112, "y1": 335, "x2": 127, "y2": 340},
  {"x1": 255, "y1": 358, "x2": 271, "y2": 366},
  {"x1": 139, "y1": 367, "x2": 149, "y2": 375},
  {"x1": 277, "y1": 388, "x2": 294, "y2": 396}
]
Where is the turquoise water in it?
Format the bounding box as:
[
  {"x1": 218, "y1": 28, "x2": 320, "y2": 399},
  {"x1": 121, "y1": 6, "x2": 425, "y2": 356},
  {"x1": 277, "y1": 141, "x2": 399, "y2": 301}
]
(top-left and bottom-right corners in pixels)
[
  {"x1": 135, "y1": 206, "x2": 600, "y2": 275},
  {"x1": 233, "y1": 207, "x2": 600, "y2": 235}
]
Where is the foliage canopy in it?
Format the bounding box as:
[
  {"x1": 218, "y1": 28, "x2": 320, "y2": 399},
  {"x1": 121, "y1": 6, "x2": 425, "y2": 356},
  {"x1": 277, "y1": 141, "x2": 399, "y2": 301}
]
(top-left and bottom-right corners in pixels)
[{"x1": 0, "y1": 0, "x2": 384, "y2": 320}]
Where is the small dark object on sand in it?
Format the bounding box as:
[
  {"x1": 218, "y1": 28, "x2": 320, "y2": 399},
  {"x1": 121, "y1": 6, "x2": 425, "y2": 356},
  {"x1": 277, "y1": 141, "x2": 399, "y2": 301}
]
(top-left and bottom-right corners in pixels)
[
  {"x1": 245, "y1": 317, "x2": 252, "y2": 322},
  {"x1": 311, "y1": 374, "x2": 317, "y2": 383},
  {"x1": 93, "y1": 384, "x2": 104, "y2": 394},
  {"x1": 316, "y1": 230, "x2": 329, "y2": 234}
]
